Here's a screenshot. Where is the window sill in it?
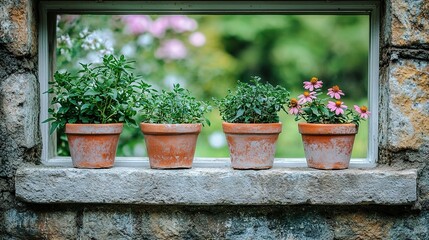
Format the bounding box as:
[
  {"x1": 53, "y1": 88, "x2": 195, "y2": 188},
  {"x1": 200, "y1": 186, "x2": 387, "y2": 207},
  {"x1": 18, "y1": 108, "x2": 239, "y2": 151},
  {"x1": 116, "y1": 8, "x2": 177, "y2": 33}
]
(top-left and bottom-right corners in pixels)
[{"x1": 15, "y1": 160, "x2": 417, "y2": 205}]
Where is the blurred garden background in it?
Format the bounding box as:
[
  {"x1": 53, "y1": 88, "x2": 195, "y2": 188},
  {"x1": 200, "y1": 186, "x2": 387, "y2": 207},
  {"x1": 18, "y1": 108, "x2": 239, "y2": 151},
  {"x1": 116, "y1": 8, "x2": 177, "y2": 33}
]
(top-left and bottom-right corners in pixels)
[{"x1": 55, "y1": 14, "x2": 369, "y2": 158}]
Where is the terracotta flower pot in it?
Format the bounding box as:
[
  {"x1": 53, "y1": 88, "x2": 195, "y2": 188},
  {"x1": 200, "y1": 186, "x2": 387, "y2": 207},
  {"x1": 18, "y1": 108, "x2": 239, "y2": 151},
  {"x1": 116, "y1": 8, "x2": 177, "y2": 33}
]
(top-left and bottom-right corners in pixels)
[
  {"x1": 65, "y1": 123, "x2": 123, "y2": 169},
  {"x1": 298, "y1": 123, "x2": 357, "y2": 170},
  {"x1": 222, "y1": 122, "x2": 282, "y2": 170},
  {"x1": 140, "y1": 123, "x2": 202, "y2": 169}
]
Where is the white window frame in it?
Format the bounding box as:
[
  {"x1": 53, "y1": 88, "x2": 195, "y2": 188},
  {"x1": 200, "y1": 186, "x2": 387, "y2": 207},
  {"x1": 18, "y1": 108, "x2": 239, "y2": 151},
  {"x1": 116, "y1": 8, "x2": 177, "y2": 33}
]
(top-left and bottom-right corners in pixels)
[{"x1": 39, "y1": 1, "x2": 379, "y2": 167}]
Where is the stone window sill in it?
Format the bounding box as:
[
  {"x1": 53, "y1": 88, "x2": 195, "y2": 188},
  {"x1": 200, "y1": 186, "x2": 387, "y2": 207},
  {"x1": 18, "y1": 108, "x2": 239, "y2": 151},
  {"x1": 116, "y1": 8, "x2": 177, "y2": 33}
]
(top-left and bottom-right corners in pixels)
[{"x1": 15, "y1": 160, "x2": 417, "y2": 205}]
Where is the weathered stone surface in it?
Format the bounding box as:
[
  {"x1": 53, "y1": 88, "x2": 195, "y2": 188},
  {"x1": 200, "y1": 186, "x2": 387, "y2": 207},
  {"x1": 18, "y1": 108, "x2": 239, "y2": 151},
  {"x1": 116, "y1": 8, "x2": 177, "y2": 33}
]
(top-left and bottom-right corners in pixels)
[
  {"x1": 389, "y1": 0, "x2": 429, "y2": 48},
  {"x1": 0, "y1": 0, "x2": 37, "y2": 56},
  {"x1": 15, "y1": 166, "x2": 417, "y2": 205},
  {"x1": 389, "y1": 211, "x2": 429, "y2": 239},
  {"x1": 0, "y1": 72, "x2": 40, "y2": 177},
  {"x1": 0, "y1": 178, "x2": 12, "y2": 191},
  {"x1": 2, "y1": 209, "x2": 40, "y2": 238},
  {"x1": 37, "y1": 211, "x2": 78, "y2": 239},
  {"x1": 334, "y1": 211, "x2": 393, "y2": 239},
  {"x1": 0, "y1": 73, "x2": 39, "y2": 148},
  {"x1": 80, "y1": 209, "x2": 134, "y2": 239},
  {"x1": 385, "y1": 59, "x2": 429, "y2": 153}
]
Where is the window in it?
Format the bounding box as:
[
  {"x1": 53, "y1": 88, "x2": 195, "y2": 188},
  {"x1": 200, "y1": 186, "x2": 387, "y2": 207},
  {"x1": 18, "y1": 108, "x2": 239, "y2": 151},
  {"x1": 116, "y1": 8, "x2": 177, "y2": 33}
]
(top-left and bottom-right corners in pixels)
[{"x1": 39, "y1": 1, "x2": 379, "y2": 167}]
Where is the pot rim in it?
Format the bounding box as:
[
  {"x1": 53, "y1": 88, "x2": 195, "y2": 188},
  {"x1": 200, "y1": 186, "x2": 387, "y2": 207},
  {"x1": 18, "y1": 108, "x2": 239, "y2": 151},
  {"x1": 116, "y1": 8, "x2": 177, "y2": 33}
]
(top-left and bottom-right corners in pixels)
[
  {"x1": 222, "y1": 122, "x2": 282, "y2": 134},
  {"x1": 140, "y1": 123, "x2": 202, "y2": 134},
  {"x1": 298, "y1": 122, "x2": 357, "y2": 135},
  {"x1": 65, "y1": 123, "x2": 123, "y2": 134}
]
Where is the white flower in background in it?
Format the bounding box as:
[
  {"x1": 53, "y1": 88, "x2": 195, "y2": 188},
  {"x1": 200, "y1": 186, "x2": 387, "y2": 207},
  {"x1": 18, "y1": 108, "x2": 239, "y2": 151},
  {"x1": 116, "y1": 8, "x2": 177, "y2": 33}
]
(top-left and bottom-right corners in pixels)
[
  {"x1": 189, "y1": 32, "x2": 206, "y2": 47},
  {"x1": 137, "y1": 33, "x2": 153, "y2": 46},
  {"x1": 121, "y1": 43, "x2": 136, "y2": 57},
  {"x1": 83, "y1": 52, "x2": 104, "y2": 64},
  {"x1": 81, "y1": 30, "x2": 115, "y2": 52},
  {"x1": 79, "y1": 28, "x2": 90, "y2": 39},
  {"x1": 209, "y1": 131, "x2": 226, "y2": 148},
  {"x1": 57, "y1": 34, "x2": 72, "y2": 48},
  {"x1": 82, "y1": 32, "x2": 101, "y2": 50},
  {"x1": 155, "y1": 39, "x2": 187, "y2": 60},
  {"x1": 99, "y1": 47, "x2": 114, "y2": 56}
]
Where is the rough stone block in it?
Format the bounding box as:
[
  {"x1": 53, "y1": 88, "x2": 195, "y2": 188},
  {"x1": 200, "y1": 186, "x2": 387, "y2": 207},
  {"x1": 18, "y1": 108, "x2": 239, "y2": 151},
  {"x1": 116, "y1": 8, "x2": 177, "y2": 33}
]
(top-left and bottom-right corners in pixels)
[
  {"x1": 0, "y1": 0, "x2": 37, "y2": 56},
  {"x1": 37, "y1": 211, "x2": 78, "y2": 239},
  {"x1": 15, "y1": 165, "x2": 417, "y2": 205},
  {"x1": 80, "y1": 210, "x2": 134, "y2": 239},
  {"x1": 0, "y1": 73, "x2": 39, "y2": 148},
  {"x1": 2, "y1": 209, "x2": 40, "y2": 238},
  {"x1": 387, "y1": 58, "x2": 429, "y2": 151},
  {"x1": 390, "y1": 0, "x2": 429, "y2": 47}
]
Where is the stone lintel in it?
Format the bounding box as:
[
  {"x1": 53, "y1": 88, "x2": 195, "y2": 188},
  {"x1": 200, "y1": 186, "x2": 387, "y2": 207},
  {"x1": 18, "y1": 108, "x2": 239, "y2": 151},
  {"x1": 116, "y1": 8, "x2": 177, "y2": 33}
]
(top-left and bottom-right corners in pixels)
[{"x1": 15, "y1": 165, "x2": 417, "y2": 205}]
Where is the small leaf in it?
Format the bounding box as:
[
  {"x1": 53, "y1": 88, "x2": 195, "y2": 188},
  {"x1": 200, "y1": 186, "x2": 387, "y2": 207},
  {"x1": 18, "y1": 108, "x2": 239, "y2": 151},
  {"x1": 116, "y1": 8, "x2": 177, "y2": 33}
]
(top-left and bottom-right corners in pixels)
[
  {"x1": 84, "y1": 89, "x2": 99, "y2": 96},
  {"x1": 42, "y1": 117, "x2": 56, "y2": 123},
  {"x1": 49, "y1": 122, "x2": 59, "y2": 135}
]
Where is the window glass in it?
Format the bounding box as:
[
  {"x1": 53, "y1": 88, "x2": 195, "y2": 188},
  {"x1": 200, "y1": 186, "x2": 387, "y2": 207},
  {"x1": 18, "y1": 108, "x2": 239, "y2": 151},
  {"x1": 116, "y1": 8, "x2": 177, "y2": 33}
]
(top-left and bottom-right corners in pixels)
[{"x1": 55, "y1": 14, "x2": 369, "y2": 158}]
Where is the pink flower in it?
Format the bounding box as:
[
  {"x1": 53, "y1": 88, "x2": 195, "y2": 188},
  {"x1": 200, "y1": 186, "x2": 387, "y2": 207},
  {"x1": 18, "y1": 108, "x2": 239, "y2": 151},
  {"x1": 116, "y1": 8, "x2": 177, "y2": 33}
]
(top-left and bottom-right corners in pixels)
[
  {"x1": 150, "y1": 17, "x2": 169, "y2": 38},
  {"x1": 354, "y1": 105, "x2": 371, "y2": 119},
  {"x1": 327, "y1": 101, "x2": 347, "y2": 115},
  {"x1": 122, "y1": 15, "x2": 152, "y2": 35},
  {"x1": 155, "y1": 39, "x2": 187, "y2": 60},
  {"x1": 189, "y1": 32, "x2": 206, "y2": 47},
  {"x1": 288, "y1": 98, "x2": 300, "y2": 115},
  {"x1": 298, "y1": 91, "x2": 316, "y2": 104},
  {"x1": 303, "y1": 77, "x2": 323, "y2": 91},
  {"x1": 168, "y1": 15, "x2": 197, "y2": 33},
  {"x1": 327, "y1": 85, "x2": 345, "y2": 99}
]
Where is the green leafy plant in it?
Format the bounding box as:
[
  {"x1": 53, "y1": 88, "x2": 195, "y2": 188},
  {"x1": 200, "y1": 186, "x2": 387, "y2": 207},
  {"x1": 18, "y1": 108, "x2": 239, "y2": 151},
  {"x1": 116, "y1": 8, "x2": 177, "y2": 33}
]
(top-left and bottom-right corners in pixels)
[
  {"x1": 215, "y1": 76, "x2": 290, "y2": 123},
  {"x1": 289, "y1": 77, "x2": 370, "y2": 126},
  {"x1": 45, "y1": 54, "x2": 151, "y2": 134},
  {"x1": 140, "y1": 84, "x2": 212, "y2": 125}
]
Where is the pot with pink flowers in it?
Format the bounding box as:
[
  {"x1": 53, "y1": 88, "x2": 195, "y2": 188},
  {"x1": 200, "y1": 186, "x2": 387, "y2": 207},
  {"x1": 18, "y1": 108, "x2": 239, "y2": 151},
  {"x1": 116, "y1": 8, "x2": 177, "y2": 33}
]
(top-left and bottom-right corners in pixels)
[{"x1": 289, "y1": 77, "x2": 370, "y2": 170}]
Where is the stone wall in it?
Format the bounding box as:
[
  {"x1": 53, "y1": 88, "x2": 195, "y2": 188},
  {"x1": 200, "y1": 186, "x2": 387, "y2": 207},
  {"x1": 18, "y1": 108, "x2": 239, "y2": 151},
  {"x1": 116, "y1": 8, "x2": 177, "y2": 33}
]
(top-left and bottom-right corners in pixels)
[{"x1": 1, "y1": 0, "x2": 429, "y2": 239}]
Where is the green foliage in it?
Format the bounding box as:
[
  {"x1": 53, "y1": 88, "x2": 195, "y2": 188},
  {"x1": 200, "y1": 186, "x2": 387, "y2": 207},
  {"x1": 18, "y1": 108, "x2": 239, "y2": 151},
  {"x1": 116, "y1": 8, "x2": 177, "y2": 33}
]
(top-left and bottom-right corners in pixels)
[
  {"x1": 140, "y1": 84, "x2": 212, "y2": 125},
  {"x1": 45, "y1": 54, "x2": 151, "y2": 134},
  {"x1": 215, "y1": 76, "x2": 290, "y2": 123}
]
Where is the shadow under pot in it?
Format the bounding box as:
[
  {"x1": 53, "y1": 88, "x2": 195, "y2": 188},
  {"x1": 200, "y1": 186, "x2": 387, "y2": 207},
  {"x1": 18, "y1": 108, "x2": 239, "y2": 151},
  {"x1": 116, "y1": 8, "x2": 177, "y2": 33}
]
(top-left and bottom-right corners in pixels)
[
  {"x1": 222, "y1": 122, "x2": 282, "y2": 170},
  {"x1": 65, "y1": 123, "x2": 123, "y2": 169},
  {"x1": 140, "y1": 123, "x2": 202, "y2": 169},
  {"x1": 298, "y1": 122, "x2": 358, "y2": 170}
]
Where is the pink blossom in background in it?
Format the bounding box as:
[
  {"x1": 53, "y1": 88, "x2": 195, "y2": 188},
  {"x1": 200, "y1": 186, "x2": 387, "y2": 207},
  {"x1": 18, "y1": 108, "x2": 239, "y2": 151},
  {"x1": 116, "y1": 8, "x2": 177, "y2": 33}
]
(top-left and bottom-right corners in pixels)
[
  {"x1": 122, "y1": 15, "x2": 199, "y2": 38},
  {"x1": 298, "y1": 91, "x2": 317, "y2": 104},
  {"x1": 122, "y1": 15, "x2": 152, "y2": 35},
  {"x1": 150, "y1": 17, "x2": 169, "y2": 38},
  {"x1": 155, "y1": 39, "x2": 188, "y2": 60},
  {"x1": 189, "y1": 32, "x2": 206, "y2": 47},
  {"x1": 169, "y1": 15, "x2": 198, "y2": 33},
  {"x1": 327, "y1": 101, "x2": 347, "y2": 115},
  {"x1": 354, "y1": 105, "x2": 371, "y2": 119}
]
